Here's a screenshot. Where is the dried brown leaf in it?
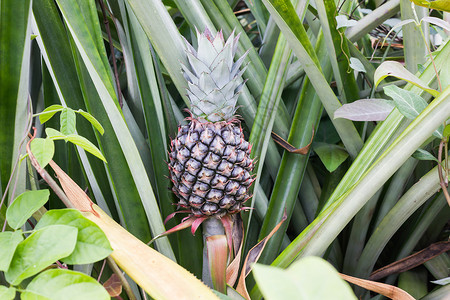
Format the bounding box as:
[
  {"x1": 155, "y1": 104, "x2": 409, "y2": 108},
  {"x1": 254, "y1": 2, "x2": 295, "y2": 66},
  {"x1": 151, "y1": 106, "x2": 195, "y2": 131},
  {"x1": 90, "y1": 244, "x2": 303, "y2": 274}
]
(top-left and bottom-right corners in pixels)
[{"x1": 103, "y1": 273, "x2": 122, "y2": 297}]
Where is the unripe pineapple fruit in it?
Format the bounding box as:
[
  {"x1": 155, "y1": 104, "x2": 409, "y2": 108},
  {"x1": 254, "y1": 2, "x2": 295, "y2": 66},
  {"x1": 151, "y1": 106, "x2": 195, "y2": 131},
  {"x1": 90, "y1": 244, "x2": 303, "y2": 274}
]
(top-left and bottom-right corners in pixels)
[{"x1": 168, "y1": 28, "x2": 254, "y2": 218}]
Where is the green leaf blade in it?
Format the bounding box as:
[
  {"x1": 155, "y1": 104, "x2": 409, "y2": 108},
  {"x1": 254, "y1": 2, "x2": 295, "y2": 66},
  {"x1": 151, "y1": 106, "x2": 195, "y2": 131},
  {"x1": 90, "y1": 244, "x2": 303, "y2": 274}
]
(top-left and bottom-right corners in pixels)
[
  {"x1": 6, "y1": 190, "x2": 50, "y2": 229},
  {"x1": 0, "y1": 230, "x2": 23, "y2": 271},
  {"x1": 65, "y1": 135, "x2": 106, "y2": 162},
  {"x1": 314, "y1": 143, "x2": 349, "y2": 173},
  {"x1": 375, "y1": 61, "x2": 439, "y2": 96},
  {"x1": 22, "y1": 269, "x2": 109, "y2": 300},
  {"x1": 253, "y1": 257, "x2": 357, "y2": 300},
  {"x1": 60, "y1": 108, "x2": 77, "y2": 135},
  {"x1": 384, "y1": 85, "x2": 428, "y2": 119},
  {"x1": 76, "y1": 109, "x2": 105, "y2": 135},
  {"x1": 5, "y1": 225, "x2": 78, "y2": 285},
  {"x1": 38, "y1": 104, "x2": 64, "y2": 124},
  {"x1": 0, "y1": 286, "x2": 16, "y2": 300},
  {"x1": 35, "y1": 209, "x2": 112, "y2": 265},
  {"x1": 30, "y1": 138, "x2": 55, "y2": 168}
]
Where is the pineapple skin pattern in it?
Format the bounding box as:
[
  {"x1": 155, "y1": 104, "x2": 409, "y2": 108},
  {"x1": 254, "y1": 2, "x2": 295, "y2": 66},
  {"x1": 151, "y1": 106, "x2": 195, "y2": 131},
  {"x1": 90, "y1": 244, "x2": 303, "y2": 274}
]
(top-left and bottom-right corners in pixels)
[{"x1": 168, "y1": 28, "x2": 254, "y2": 218}]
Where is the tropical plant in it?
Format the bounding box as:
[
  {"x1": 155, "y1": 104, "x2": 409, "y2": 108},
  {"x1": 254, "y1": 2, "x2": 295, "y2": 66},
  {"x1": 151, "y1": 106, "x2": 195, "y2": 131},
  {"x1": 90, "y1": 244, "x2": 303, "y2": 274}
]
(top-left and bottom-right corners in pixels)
[{"x1": 1, "y1": 0, "x2": 450, "y2": 299}]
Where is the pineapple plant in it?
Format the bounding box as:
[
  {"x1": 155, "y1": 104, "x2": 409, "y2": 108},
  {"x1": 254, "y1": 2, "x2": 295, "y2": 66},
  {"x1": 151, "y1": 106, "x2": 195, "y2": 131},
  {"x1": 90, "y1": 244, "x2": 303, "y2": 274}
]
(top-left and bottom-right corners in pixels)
[{"x1": 168, "y1": 28, "x2": 254, "y2": 221}]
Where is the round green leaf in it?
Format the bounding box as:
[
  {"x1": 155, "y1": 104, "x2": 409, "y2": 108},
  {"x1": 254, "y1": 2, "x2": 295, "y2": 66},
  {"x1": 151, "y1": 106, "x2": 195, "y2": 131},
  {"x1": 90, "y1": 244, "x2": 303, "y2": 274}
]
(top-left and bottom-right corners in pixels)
[
  {"x1": 30, "y1": 138, "x2": 55, "y2": 168},
  {"x1": 0, "y1": 230, "x2": 23, "y2": 271},
  {"x1": 253, "y1": 256, "x2": 357, "y2": 300},
  {"x1": 5, "y1": 225, "x2": 77, "y2": 285},
  {"x1": 21, "y1": 269, "x2": 109, "y2": 300},
  {"x1": 35, "y1": 209, "x2": 112, "y2": 264},
  {"x1": 6, "y1": 190, "x2": 50, "y2": 229},
  {"x1": 0, "y1": 286, "x2": 16, "y2": 300}
]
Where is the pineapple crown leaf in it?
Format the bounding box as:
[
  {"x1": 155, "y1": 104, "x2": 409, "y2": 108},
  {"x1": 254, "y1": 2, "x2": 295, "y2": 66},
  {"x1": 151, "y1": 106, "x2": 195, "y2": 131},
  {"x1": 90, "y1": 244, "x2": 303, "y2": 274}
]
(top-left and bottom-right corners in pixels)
[{"x1": 181, "y1": 27, "x2": 248, "y2": 122}]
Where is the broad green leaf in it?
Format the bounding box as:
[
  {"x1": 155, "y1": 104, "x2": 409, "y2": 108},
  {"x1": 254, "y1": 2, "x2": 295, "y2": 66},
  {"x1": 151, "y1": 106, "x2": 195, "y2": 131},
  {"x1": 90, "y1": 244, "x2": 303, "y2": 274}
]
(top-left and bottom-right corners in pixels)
[
  {"x1": 6, "y1": 190, "x2": 50, "y2": 229},
  {"x1": 0, "y1": 286, "x2": 16, "y2": 300},
  {"x1": 22, "y1": 269, "x2": 109, "y2": 300},
  {"x1": 19, "y1": 291, "x2": 50, "y2": 300},
  {"x1": 0, "y1": 230, "x2": 23, "y2": 271},
  {"x1": 253, "y1": 256, "x2": 357, "y2": 300},
  {"x1": 410, "y1": 0, "x2": 450, "y2": 12},
  {"x1": 335, "y1": 15, "x2": 357, "y2": 29},
  {"x1": 60, "y1": 108, "x2": 76, "y2": 135},
  {"x1": 5, "y1": 225, "x2": 77, "y2": 285},
  {"x1": 45, "y1": 128, "x2": 66, "y2": 139},
  {"x1": 443, "y1": 124, "x2": 450, "y2": 137},
  {"x1": 349, "y1": 58, "x2": 366, "y2": 73},
  {"x1": 65, "y1": 135, "x2": 106, "y2": 162},
  {"x1": 334, "y1": 99, "x2": 394, "y2": 121},
  {"x1": 38, "y1": 104, "x2": 64, "y2": 124},
  {"x1": 384, "y1": 85, "x2": 428, "y2": 119},
  {"x1": 375, "y1": 61, "x2": 439, "y2": 97},
  {"x1": 30, "y1": 138, "x2": 55, "y2": 168},
  {"x1": 384, "y1": 86, "x2": 444, "y2": 138},
  {"x1": 412, "y1": 148, "x2": 438, "y2": 162},
  {"x1": 76, "y1": 109, "x2": 104, "y2": 135},
  {"x1": 35, "y1": 209, "x2": 112, "y2": 264},
  {"x1": 314, "y1": 143, "x2": 349, "y2": 173}
]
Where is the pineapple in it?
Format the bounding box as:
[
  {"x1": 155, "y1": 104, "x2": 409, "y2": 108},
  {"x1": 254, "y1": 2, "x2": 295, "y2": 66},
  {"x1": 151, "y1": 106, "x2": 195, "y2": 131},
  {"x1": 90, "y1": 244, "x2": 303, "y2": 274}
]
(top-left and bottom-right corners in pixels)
[{"x1": 168, "y1": 28, "x2": 254, "y2": 219}]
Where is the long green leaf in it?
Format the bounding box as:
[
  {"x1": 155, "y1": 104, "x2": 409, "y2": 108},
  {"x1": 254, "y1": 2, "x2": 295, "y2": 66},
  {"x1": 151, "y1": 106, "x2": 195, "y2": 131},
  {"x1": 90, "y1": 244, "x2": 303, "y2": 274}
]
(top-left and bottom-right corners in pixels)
[
  {"x1": 54, "y1": 0, "x2": 174, "y2": 258},
  {"x1": 0, "y1": 0, "x2": 31, "y2": 198},
  {"x1": 256, "y1": 33, "x2": 328, "y2": 266},
  {"x1": 275, "y1": 84, "x2": 450, "y2": 268},
  {"x1": 315, "y1": 0, "x2": 359, "y2": 102},
  {"x1": 262, "y1": 0, "x2": 363, "y2": 158}
]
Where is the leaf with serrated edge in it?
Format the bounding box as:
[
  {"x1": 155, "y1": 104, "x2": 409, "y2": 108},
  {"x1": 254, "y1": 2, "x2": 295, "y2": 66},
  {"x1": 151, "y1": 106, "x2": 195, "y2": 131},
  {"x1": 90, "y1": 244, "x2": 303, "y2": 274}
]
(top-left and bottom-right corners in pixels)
[
  {"x1": 384, "y1": 85, "x2": 427, "y2": 119},
  {"x1": 60, "y1": 108, "x2": 76, "y2": 135},
  {"x1": 5, "y1": 225, "x2": 77, "y2": 285},
  {"x1": 39, "y1": 104, "x2": 64, "y2": 124},
  {"x1": 30, "y1": 138, "x2": 55, "y2": 168},
  {"x1": 35, "y1": 209, "x2": 112, "y2": 265},
  {"x1": 0, "y1": 231, "x2": 23, "y2": 271},
  {"x1": 0, "y1": 286, "x2": 16, "y2": 300},
  {"x1": 65, "y1": 135, "x2": 106, "y2": 162},
  {"x1": 6, "y1": 190, "x2": 50, "y2": 230},
  {"x1": 21, "y1": 269, "x2": 109, "y2": 300},
  {"x1": 334, "y1": 99, "x2": 394, "y2": 121},
  {"x1": 375, "y1": 61, "x2": 439, "y2": 97},
  {"x1": 76, "y1": 110, "x2": 104, "y2": 135}
]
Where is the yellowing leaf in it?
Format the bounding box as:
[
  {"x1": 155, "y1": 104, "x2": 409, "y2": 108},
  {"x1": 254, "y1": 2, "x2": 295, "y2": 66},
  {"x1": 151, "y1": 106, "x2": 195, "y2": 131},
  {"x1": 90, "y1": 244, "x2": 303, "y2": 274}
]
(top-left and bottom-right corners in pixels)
[{"x1": 410, "y1": 0, "x2": 450, "y2": 12}]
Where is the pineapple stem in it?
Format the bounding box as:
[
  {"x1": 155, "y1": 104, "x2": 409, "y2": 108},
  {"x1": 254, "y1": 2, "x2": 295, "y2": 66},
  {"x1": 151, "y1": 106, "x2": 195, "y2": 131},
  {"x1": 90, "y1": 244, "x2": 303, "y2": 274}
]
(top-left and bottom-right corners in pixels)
[{"x1": 202, "y1": 218, "x2": 225, "y2": 289}]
